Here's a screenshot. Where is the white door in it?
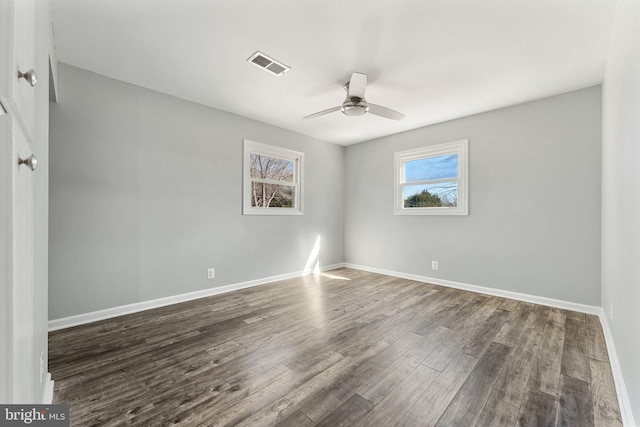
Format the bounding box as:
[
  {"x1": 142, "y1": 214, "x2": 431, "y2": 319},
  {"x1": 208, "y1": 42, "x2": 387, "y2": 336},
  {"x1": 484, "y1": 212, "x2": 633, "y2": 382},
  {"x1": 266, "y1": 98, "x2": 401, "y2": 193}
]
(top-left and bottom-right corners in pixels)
[
  {"x1": 0, "y1": 0, "x2": 39, "y2": 403},
  {"x1": 0, "y1": 110, "x2": 37, "y2": 403}
]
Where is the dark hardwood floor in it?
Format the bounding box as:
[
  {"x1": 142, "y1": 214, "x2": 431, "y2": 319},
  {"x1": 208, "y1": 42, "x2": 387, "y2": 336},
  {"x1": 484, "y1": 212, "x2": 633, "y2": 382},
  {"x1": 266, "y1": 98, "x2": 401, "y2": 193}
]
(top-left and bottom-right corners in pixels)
[{"x1": 48, "y1": 268, "x2": 623, "y2": 426}]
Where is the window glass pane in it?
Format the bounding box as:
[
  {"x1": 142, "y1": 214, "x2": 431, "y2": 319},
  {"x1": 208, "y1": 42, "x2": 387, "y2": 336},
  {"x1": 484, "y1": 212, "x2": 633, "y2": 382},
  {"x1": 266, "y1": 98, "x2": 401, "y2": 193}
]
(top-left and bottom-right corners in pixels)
[
  {"x1": 405, "y1": 153, "x2": 458, "y2": 182},
  {"x1": 403, "y1": 182, "x2": 458, "y2": 208},
  {"x1": 251, "y1": 182, "x2": 295, "y2": 208},
  {"x1": 250, "y1": 153, "x2": 294, "y2": 182}
]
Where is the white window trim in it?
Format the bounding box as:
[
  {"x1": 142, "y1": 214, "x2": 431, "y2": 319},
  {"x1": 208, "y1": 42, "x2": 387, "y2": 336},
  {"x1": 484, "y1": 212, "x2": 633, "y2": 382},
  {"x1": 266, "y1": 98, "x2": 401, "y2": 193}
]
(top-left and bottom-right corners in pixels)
[
  {"x1": 243, "y1": 139, "x2": 304, "y2": 215},
  {"x1": 394, "y1": 139, "x2": 469, "y2": 216}
]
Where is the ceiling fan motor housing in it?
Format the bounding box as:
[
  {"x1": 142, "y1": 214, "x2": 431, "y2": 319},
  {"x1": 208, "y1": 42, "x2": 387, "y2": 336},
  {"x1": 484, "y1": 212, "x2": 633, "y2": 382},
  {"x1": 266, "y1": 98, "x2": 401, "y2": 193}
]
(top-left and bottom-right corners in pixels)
[{"x1": 342, "y1": 97, "x2": 369, "y2": 116}]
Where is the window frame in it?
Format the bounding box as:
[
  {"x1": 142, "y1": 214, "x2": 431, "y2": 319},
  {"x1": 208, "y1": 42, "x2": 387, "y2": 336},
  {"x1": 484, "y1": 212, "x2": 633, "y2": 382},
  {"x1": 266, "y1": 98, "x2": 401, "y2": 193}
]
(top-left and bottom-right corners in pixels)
[
  {"x1": 243, "y1": 139, "x2": 304, "y2": 216},
  {"x1": 394, "y1": 139, "x2": 469, "y2": 216}
]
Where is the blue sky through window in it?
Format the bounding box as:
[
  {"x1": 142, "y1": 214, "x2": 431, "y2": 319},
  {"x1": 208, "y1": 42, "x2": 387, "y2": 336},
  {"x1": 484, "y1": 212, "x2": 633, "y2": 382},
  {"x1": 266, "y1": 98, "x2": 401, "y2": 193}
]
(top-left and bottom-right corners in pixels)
[{"x1": 405, "y1": 154, "x2": 458, "y2": 182}]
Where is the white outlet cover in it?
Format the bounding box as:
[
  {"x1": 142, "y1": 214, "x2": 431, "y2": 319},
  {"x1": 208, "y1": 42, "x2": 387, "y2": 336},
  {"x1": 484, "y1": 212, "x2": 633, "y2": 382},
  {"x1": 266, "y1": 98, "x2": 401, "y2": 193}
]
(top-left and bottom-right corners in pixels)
[{"x1": 207, "y1": 268, "x2": 215, "y2": 279}]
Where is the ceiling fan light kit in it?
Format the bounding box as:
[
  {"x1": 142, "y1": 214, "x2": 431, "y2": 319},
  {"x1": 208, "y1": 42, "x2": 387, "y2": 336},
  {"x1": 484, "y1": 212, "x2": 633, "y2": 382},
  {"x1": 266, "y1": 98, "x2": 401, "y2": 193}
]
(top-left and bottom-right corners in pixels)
[
  {"x1": 341, "y1": 98, "x2": 369, "y2": 116},
  {"x1": 304, "y1": 72, "x2": 405, "y2": 121}
]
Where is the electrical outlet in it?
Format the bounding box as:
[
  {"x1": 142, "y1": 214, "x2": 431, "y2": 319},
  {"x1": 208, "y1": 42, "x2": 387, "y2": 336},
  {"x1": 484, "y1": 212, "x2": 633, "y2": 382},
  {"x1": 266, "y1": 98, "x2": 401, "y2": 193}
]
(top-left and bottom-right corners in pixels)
[
  {"x1": 432, "y1": 261, "x2": 439, "y2": 271},
  {"x1": 609, "y1": 303, "x2": 614, "y2": 321},
  {"x1": 207, "y1": 268, "x2": 215, "y2": 279}
]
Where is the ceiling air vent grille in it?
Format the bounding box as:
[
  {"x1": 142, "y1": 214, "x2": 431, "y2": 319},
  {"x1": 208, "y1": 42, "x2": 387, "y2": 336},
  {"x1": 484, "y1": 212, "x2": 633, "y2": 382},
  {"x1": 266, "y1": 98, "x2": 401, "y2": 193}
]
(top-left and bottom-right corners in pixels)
[{"x1": 247, "y1": 51, "x2": 290, "y2": 76}]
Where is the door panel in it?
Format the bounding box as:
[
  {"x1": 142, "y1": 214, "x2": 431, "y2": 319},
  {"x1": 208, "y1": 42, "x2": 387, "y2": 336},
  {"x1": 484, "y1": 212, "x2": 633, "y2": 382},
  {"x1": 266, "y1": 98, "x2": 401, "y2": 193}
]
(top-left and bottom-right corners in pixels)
[
  {"x1": 0, "y1": 110, "x2": 12, "y2": 401},
  {"x1": 0, "y1": 112, "x2": 36, "y2": 403},
  {"x1": 13, "y1": 0, "x2": 36, "y2": 137},
  {"x1": 13, "y1": 119, "x2": 36, "y2": 403},
  {"x1": 0, "y1": 0, "x2": 37, "y2": 138},
  {"x1": 0, "y1": 0, "x2": 41, "y2": 403}
]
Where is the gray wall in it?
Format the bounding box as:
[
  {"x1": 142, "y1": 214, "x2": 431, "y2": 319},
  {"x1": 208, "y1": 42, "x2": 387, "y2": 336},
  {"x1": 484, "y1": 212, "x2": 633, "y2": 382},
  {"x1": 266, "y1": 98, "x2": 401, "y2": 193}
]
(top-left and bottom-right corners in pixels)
[
  {"x1": 49, "y1": 64, "x2": 344, "y2": 319},
  {"x1": 602, "y1": 0, "x2": 640, "y2": 421},
  {"x1": 50, "y1": 65, "x2": 603, "y2": 320},
  {"x1": 344, "y1": 86, "x2": 602, "y2": 305}
]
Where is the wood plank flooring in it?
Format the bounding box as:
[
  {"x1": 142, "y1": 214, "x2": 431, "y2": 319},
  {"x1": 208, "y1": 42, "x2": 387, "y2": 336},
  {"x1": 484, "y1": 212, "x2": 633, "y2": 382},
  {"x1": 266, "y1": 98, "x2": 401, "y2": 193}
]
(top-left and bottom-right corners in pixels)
[{"x1": 48, "y1": 268, "x2": 623, "y2": 426}]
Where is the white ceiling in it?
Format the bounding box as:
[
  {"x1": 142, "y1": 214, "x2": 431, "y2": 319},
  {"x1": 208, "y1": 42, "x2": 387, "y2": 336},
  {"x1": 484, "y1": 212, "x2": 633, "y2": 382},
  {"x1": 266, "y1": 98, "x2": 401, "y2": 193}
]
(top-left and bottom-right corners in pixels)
[{"x1": 50, "y1": 0, "x2": 617, "y2": 145}]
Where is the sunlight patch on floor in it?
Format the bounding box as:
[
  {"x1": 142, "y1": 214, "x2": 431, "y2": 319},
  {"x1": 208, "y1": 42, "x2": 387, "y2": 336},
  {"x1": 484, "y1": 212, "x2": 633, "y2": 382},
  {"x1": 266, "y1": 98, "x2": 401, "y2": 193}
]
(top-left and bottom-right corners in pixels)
[{"x1": 320, "y1": 272, "x2": 351, "y2": 281}]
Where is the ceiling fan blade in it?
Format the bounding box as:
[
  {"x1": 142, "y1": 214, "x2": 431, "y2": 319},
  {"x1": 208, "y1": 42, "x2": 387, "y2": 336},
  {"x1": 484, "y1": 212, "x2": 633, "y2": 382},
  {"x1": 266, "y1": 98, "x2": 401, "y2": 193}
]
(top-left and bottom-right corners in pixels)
[
  {"x1": 303, "y1": 106, "x2": 341, "y2": 119},
  {"x1": 348, "y1": 72, "x2": 367, "y2": 99},
  {"x1": 368, "y1": 104, "x2": 405, "y2": 120}
]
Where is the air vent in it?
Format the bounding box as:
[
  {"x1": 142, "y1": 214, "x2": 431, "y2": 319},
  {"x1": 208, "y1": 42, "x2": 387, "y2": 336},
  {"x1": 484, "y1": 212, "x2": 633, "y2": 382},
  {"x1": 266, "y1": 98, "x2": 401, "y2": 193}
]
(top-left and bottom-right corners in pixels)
[{"x1": 247, "y1": 51, "x2": 290, "y2": 76}]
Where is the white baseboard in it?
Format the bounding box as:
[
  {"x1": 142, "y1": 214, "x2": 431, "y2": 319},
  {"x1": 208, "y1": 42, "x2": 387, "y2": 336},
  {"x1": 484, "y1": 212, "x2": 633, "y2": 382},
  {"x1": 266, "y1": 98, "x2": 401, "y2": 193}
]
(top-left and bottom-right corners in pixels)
[
  {"x1": 344, "y1": 263, "x2": 601, "y2": 315},
  {"x1": 42, "y1": 373, "x2": 54, "y2": 404},
  {"x1": 47, "y1": 262, "x2": 634, "y2": 425},
  {"x1": 53, "y1": 261, "x2": 599, "y2": 330},
  {"x1": 48, "y1": 263, "x2": 345, "y2": 331},
  {"x1": 598, "y1": 311, "x2": 637, "y2": 427}
]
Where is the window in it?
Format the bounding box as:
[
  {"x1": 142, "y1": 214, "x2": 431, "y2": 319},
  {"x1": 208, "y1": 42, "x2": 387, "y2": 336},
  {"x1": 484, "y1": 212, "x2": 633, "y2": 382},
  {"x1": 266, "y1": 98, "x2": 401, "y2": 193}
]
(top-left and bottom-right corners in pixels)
[
  {"x1": 243, "y1": 139, "x2": 304, "y2": 215},
  {"x1": 394, "y1": 139, "x2": 468, "y2": 215}
]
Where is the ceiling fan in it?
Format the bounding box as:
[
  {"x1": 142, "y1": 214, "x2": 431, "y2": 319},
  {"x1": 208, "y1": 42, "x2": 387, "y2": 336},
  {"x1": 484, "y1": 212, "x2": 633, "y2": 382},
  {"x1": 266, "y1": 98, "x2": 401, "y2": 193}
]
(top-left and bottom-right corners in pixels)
[{"x1": 304, "y1": 72, "x2": 405, "y2": 121}]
